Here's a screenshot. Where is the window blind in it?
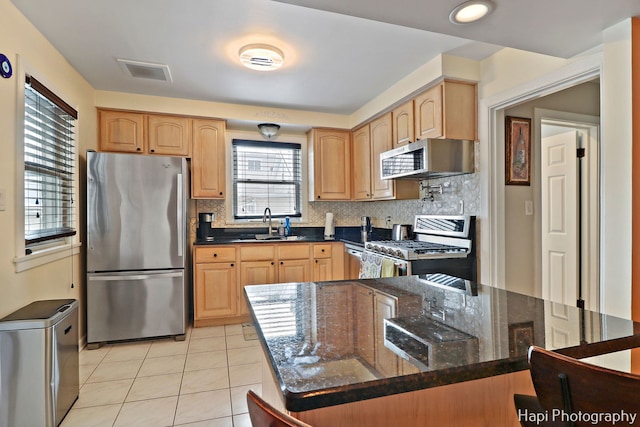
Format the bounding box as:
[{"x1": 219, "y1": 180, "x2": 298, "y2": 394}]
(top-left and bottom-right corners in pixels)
[
  {"x1": 232, "y1": 139, "x2": 302, "y2": 219},
  {"x1": 24, "y1": 75, "x2": 77, "y2": 245}
]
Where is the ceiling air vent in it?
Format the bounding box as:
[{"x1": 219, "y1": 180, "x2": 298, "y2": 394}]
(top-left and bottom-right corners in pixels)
[{"x1": 116, "y1": 59, "x2": 173, "y2": 82}]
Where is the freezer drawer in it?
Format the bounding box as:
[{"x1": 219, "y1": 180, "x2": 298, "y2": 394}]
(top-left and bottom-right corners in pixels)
[
  {"x1": 87, "y1": 270, "x2": 186, "y2": 343},
  {"x1": 0, "y1": 299, "x2": 79, "y2": 427}
]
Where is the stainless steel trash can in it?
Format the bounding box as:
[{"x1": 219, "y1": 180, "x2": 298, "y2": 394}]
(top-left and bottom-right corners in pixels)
[{"x1": 0, "y1": 299, "x2": 79, "y2": 427}]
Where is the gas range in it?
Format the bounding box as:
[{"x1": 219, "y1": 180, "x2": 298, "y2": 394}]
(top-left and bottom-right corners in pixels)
[
  {"x1": 364, "y1": 239, "x2": 469, "y2": 260},
  {"x1": 364, "y1": 215, "x2": 473, "y2": 261}
]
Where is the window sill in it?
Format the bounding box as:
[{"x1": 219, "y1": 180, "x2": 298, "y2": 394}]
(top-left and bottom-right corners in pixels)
[{"x1": 14, "y1": 241, "x2": 82, "y2": 273}]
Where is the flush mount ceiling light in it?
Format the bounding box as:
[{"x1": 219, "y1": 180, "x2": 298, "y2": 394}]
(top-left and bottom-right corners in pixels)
[
  {"x1": 239, "y1": 44, "x2": 284, "y2": 71},
  {"x1": 258, "y1": 123, "x2": 281, "y2": 139},
  {"x1": 449, "y1": 0, "x2": 494, "y2": 24}
]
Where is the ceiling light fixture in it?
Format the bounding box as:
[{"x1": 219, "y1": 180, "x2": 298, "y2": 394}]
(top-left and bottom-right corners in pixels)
[
  {"x1": 239, "y1": 44, "x2": 284, "y2": 71},
  {"x1": 258, "y1": 123, "x2": 281, "y2": 139},
  {"x1": 449, "y1": 0, "x2": 494, "y2": 24}
]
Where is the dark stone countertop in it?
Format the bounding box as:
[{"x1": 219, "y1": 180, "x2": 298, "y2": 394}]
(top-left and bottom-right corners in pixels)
[
  {"x1": 194, "y1": 226, "x2": 389, "y2": 246},
  {"x1": 244, "y1": 276, "x2": 640, "y2": 412}
]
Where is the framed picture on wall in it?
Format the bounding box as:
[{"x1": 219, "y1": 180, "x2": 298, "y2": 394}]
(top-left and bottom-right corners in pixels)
[
  {"x1": 505, "y1": 116, "x2": 531, "y2": 185},
  {"x1": 509, "y1": 321, "x2": 535, "y2": 357}
]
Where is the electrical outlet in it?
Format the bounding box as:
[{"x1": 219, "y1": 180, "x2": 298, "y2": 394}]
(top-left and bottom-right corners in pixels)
[
  {"x1": 525, "y1": 200, "x2": 533, "y2": 216},
  {"x1": 0, "y1": 189, "x2": 5, "y2": 211}
]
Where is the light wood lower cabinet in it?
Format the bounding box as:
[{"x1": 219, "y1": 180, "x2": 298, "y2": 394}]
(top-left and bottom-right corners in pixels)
[
  {"x1": 193, "y1": 246, "x2": 243, "y2": 327},
  {"x1": 194, "y1": 242, "x2": 345, "y2": 326}
]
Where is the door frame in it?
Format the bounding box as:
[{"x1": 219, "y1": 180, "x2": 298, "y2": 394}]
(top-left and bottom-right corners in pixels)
[
  {"x1": 536, "y1": 110, "x2": 600, "y2": 311},
  {"x1": 481, "y1": 54, "x2": 602, "y2": 290}
]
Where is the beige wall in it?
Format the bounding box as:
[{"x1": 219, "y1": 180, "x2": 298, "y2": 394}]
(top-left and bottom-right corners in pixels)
[
  {"x1": 503, "y1": 82, "x2": 600, "y2": 297},
  {"x1": 0, "y1": 0, "x2": 97, "y2": 337}
]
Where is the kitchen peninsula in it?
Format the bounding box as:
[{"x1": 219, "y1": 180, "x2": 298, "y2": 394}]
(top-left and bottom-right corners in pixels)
[{"x1": 245, "y1": 276, "x2": 640, "y2": 427}]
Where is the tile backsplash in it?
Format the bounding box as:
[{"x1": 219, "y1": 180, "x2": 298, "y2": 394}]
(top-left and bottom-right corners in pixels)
[{"x1": 196, "y1": 173, "x2": 480, "y2": 228}]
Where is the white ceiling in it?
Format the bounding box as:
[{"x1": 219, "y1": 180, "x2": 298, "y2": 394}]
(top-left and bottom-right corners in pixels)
[{"x1": 10, "y1": 0, "x2": 640, "y2": 117}]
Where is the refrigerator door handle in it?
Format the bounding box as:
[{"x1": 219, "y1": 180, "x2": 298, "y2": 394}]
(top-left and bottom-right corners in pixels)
[
  {"x1": 88, "y1": 271, "x2": 183, "y2": 281},
  {"x1": 177, "y1": 173, "x2": 184, "y2": 258}
]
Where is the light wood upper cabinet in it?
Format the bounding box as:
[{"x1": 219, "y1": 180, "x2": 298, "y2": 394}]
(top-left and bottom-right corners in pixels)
[
  {"x1": 147, "y1": 115, "x2": 190, "y2": 156},
  {"x1": 99, "y1": 110, "x2": 191, "y2": 156},
  {"x1": 369, "y1": 114, "x2": 395, "y2": 200},
  {"x1": 351, "y1": 114, "x2": 418, "y2": 201},
  {"x1": 352, "y1": 124, "x2": 372, "y2": 200},
  {"x1": 392, "y1": 100, "x2": 415, "y2": 147},
  {"x1": 191, "y1": 119, "x2": 226, "y2": 199},
  {"x1": 414, "y1": 80, "x2": 477, "y2": 141},
  {"x1": 308, "y1": 129, "x2": 352, "y2": 201},
  {"x1": 98, "y1": 110, "x2": 145, "y2": 153}
]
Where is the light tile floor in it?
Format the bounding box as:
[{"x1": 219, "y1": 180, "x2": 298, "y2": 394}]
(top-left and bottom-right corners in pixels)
[{"x1": 62, "y1": 324, "x2": 263, "y2": 427}]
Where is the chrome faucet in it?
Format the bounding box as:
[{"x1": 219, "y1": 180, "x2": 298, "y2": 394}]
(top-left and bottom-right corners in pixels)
[{"x1": 263, "y1": 207, "x2": 274, "y2": 236}]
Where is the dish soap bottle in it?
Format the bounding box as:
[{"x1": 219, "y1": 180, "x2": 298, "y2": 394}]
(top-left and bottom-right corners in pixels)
[
  {"x1": 278, "y1": 220, "x2": 285, "y2": 236},
  {"x1": 284, "y1": 217, "x2": 291, "y2": 237}
]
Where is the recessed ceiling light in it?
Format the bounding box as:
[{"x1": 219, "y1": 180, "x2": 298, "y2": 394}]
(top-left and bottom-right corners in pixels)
[
  {"x1": 449, "y1": 0, "x2": 494, "y2": 24},
  {"x1": 239, "y1": 44, "x2": 284, "y2": 71}
]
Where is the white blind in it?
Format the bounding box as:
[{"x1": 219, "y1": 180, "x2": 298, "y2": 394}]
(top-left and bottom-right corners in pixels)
[
  {"x1": 232, "y1": 140, "x2": 302, "y2": 219},
  {"x1": 24, "y1": 75, "x2": 77, "y2": 245}
]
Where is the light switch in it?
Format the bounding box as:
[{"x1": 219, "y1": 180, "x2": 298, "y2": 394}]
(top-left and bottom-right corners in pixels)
[
  {"x1": 0, "y1": 189, "x2": 5, "y2": 211},
  {"x1": 525, "y1": 200, "x2": 533, "y2": 216}
]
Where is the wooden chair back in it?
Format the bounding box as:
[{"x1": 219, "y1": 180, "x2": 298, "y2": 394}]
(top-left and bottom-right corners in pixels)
[
  {"x1": 247, "y1": 390, "x2": 313, "y2": 427},
  {"x1": 528, "y1": 346, "x2": 640, "y2": 426}
]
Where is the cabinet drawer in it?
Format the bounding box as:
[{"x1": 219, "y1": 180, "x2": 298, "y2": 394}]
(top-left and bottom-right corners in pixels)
[
  {"x1": 241, "y1": 245, "x2": 276, "y2": 261},
  {"x1": 313, "y1": 244, "x2": 333, "y2": 259},
  {"x1": 195, "y1": 247, "x2": 236, "y2": 263},
  {"x1": 278, "y1": 243, "x2": 310, "y2": 260}
]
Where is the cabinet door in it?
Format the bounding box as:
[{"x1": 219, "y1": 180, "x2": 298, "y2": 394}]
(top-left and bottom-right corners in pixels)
[
  {"x1": 313, "y1": 258, "x2": 333, "y2": 282},
  {"x1": 99, "y1": 110, "x2": 145, "y2": 153},
  {"x1": 192, "y1": 119, "x2": 226, "y2": 199},
  {"x1": 239, "y1": 260, "x2": 277, "y2": 315},
  {"x1": 147, "y1": 115, "x2": 190, "y2": 156},
  {"x1": 315, "y1": 284, "x2": 354, "y2": 358},
  {"x1": 354, "y1": 285, "x2": 375, "y2": 367},
  {"x1": 414, "y1": 84, "x2": 443, "y2": 140},
  {"x1": 194, "y1": 262, "x2": 237, "y2": 319},
  {"x1": 279, "y1": 259, "x2": 311, "y2": 283},
  {"x1": 369, "y1": 113, "x2": 395, "y2": 200},
  {"x1": 392, "y1": 100, "x2": 414, "y2": 147},
  {"x1": 374, "y1": 292, "x2": 399, "y2": 377},
  {"x1": 352, "y1": 125, "x2": 372, "y2": 200},
  {"x1": 310, "y1": 129, "x2": 351, "y2": 200}
]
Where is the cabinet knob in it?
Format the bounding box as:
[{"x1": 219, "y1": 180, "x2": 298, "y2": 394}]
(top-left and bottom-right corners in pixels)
[
  {"x1": 271, "y1": 262, "x2": 274, "y2": 265},
  {"x1": 317, "y1": 195, "x2": 321, "y2": 199},
  {"x1": 280, "y1": 261, "x2": 284, "y2": 265},
  {"x1": 213, "y1": 253, "x2": 218, "y2": 257},
  {"x1": 230, "y1": 263, "x2": 234, "y2": 267},
  {"x1": 321, "y1": 249, "x2": 325, "y2": 252},
  {"x1": 315, "y1": 260, "x2": 318, "y2": 263},
  {"x1": 150, "y1": 149, "x2": 155, "y2": 153},
  {"x1": 219, "y1": 192, "x2": 223, "y2": 195},
  {"x1": 136, "y1": 147, "x2": 141, "y2": 151}
]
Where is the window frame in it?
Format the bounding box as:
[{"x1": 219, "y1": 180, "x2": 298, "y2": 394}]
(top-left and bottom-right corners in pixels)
[
  {"x1": 13, "y1": 59, "x2": 80, "y2": 272},
  {"x1": 232, "y1": 139, "x2": 303, "y2": 220}
]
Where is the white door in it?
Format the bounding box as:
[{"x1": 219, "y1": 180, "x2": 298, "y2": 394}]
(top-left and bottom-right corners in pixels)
[{"x1": 541, "y1": 130, "x2": 579, "y2": 305}]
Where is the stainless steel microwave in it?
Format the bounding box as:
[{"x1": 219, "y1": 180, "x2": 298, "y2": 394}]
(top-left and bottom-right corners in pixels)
[{"x1": 380, "y1": 139, "x2": 475, "y2": 180}]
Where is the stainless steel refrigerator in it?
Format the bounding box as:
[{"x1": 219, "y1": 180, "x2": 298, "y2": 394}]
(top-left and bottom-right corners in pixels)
[{"x1": 86, "y1": 151, "x2": 188, "y2": 345}]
